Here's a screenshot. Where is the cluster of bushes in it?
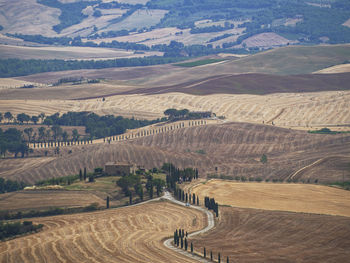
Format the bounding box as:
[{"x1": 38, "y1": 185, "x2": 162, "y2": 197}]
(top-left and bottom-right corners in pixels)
[
  {"x1": 0, "y1": 178, "x2": 26, "y2": 193},
  {"x1": 117, "y1": 173, "x2": 165, "y2": 204},
  {"x1": 164, "y1": 108, "x2": 212, "y2": 121},
  {"x1": 0, "y1": 221, "x2": 43, "y2": 240}
]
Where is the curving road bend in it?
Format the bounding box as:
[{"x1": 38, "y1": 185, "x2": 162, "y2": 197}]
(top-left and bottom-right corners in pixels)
[{"x1": 162, "y1": 191, "x2": 215, "y2": 263}]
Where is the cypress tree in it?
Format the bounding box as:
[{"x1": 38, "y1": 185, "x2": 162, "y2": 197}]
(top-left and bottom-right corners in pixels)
[
  {"x1": 215, "y1": 203, "x2": 219, "y2": 217},
  {"x1": 197, "y1": 196, "x2": 199, "y2": 205},
  {"x1": 186, "y1": 231, "x2": 188, "y2": 237},
  {"x1": 227, "y1": 256, "x2": 229, "y2": 263},
  {"x1": 192, "y1": 193, "x2": 195, "y2": 204},
  {"x1": 185, "y1": 193, "x2": 188, "y2": 202},
  {"x1": 174, "y1": 231, "x2": 177, "y2": 244},
  {"x1": 83, "y1": 167, "x2": 87, "y2": 181},
  {"x1": 106, "y1": 196, "x2": 110, "y2": 209},
  {"x1": 184, "y1": 238, "x2": 188, "y2": 251},
  {"x1": 189, "y1": 194, "x2": 191, "y2": 203},
  {"x1": 181, "y1": 237, "x2": 184, "y2": 249},
  {"x1": 182, "y1": 191, "x2": 185, "y2": 201},
  {"x1": 191, "y1": 242, "x2": 193, "y2": 253},
  {"x1": 218, "y1": 252, "x2": 221, "y2": 263},
  {"x1": 79, "y1": 169, "x2": 82, "y2": 181},
  {"x1": 140, "y1": 186, "x2": 144, "y2": 201},
  {"x1": 210, "y1": 251, "x2": 213, "y2": 260},
  {"x1": 203, "y1": 247, "x2": 206, "y2": 258},
  {"x1": 182, "y1": 229, "x2": 184, "y2": 238}
]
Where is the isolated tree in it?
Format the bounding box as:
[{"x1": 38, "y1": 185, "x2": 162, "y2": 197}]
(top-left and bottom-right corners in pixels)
[
  {"x1": 24, "y1": 128, "x2": 33, "y2": 142},
  {"x1": 72, "y1": 129, "x2": 80, "y2": 141},
  {"x1": 106, "y1": 196, "x2": 110, "y2": 209},
  {"x1": 31, "y1": 115, "x2": 39, "y2": 124},
  {"x1": 62, "y1": 131, "x2": 68, "y2": 142},
  {"x1": 4, "y1": 112, "x2": 13, "y2": 123},
  {"x1": 17, "y1": 113, "x2": 30, "y2": 124},
  {"x1": 51, "y1": 125, "x2": 63, "y2": 141},
  {"x1": 260, "y1": 154, "x2": 267, "y2": 164},
  {"x1": 203, "y1": 247, "x2": 206, "y2": 258},
  {"x1": 191, "y1": 242, "x2": 193, "y2": 253},
  {"x1": 38, "y1": 112, "x2": 45, "y2": 123},
  {"x1": 38, "y1": 127, "x2": 46, "y2": 141}
]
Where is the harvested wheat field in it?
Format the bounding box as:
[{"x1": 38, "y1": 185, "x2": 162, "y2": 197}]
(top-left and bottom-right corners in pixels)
[
  {"x1": 190, "y1": 206, "x2": 350, "y2": 263},
  {"x1": 191, "y1": 180, "x2": 350, "y2": 217},
  {"x1": 0, "y1": 201, "x2": 206, "y2": 263},
  {"x1": 0, "y1": 190, "x2": 104, "y2": 212},
  {"x1": 315, "y1": 63, "x2": 350, "y2": 74},
  {"x1": 1, "y1": 89, "x2": 350, "y2": 128},
  {"x1": 1, "y1": 122, "x2": 349, "y2": 184}
]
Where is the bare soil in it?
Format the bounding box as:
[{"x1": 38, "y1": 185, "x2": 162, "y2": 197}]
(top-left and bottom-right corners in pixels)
[
  {"x1": 0, "y1": 201, "x2": 206, "y2": 263},
  {"x1": 190, "y1": 206, "x2": 350, "y2": 263}
]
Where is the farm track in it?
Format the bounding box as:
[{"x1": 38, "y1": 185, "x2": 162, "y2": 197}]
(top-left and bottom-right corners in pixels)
[{"x1": 0, "y1": 200, "x2": 207, "y2": 263}]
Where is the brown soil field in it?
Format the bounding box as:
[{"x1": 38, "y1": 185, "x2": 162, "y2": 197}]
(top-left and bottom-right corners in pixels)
[
  {"x1": 1, "y1": 122, "x2": 349, "y2": 184},
  {"x1": 191, "y1": 180, "x2": 350, "y2": 217},
  {"x1": 0, "y1": 201, "x2": 206, "y2": 263},
  {"x1": 190, "y1": 206, "x2": 350, "y2": 263},
  {"x1": 0, "y1": 44, "x2": 163, "y2": 60},
  {"x1": 0, "y1": 190, "x2": 105, "y2": 212}
]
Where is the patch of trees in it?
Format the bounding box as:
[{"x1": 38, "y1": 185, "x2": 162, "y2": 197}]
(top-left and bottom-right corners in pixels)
[
  {"x1": 88, "y1": 29, "x2": 130, "y2": 40},
  {"x1": 162, "y1": 163, "x2": 199, "y2": 191},
  {"x1": 0, "y1": 204, "x2": 100, "y2": 221},
  {"x1": 204, "y1": 196, "x2": 219, "y2": 217},
  {"x1": 37, "y1": 0, "x2": 99, "y2": 33},
  {"x1": 0, "y1": 57, "x2": 186, "y2": 77},
  {"x1": 42, "y1": 111, "x2": 166, "y2": 139},
  {"x1": 208, "y1": 33, "x2": 234, "y2": 43},
  {"x1": 164, "y1": 108, "x2": 212, "y2": 121},
  {"x1": 190, "y1": 24, "x2": 234, "y2": 34},
  {"x1": 0, "y1": 128, "x2": 29, "y2": 158},
  {"x1": 0, "y1": 178, "x2": 26, "y2": 193},
  {"x1": 0, "y1": 221, "x2": 43, "y2": 240}
]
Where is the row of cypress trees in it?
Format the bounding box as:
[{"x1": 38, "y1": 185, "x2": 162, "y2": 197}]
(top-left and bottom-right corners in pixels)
[{"x1": 204, "y1": 196, "x2": 219, "y2": 217}]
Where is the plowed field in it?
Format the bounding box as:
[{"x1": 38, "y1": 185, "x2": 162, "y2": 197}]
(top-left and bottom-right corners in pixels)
[
  {"x1": 0, "y1": 201, "x2": 206, "y2": 263},
  {"x1": 190, "y1": 206, "x2": 350, "y2": 263}
]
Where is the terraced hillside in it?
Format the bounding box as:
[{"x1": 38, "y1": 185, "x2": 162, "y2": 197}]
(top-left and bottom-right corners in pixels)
[
  {"x1": 190, "y1": 206, "x2": 350, "y2": 263},
  {"x1": 1, "y1": 122, "x2": 349, "y2": 184},
  {"x1": 0, "y1": 201, "x2": 206, "y2": 263}
]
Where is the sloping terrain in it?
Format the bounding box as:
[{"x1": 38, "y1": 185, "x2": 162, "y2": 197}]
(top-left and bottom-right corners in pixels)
[
  {"x1": 0, "y1": 201, "x2": 206, "y2": 263},
  {"x1": 1, "y1": 123, "x2": 349, "y2": 184},
  {"x1": 191, "y1": 180, "x2": 350, "y2": 217},
  {"x1": 190, "y1": 206, "x2": 350, "y2": 263},
  {"x1": 0, "y1": 190, "x2": 105, "y2": 212}
]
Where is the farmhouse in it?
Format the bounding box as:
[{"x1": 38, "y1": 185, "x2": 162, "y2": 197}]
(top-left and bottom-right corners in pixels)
[{"x1": 105, "y1": 162, "x2": 134, "y2": 176}]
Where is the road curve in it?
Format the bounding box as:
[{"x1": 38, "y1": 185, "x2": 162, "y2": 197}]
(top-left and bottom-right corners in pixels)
[{"x1": 162, "y1": 191, "x2": 215, "y2": 263}]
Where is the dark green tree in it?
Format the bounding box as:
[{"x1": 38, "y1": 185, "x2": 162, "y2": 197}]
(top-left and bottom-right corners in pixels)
[
  {"x1": 79, "y1": 169, "x2": 83, "y2": 181},
  {"x1": 204, "y1": 247, "x2": 206, "y2": 258},
  {"x1": 191, "y1": 242, "x2": 193, "y2": 253},
  {"x1": 106, "y1": 196, "x2": 110, "y2": 208},
  {"x1": 83, "y1": 167, "x2": 87, "y2": 181},
  {"x1": 184, "y1": 238, "x2": 188, "y2": 250}
]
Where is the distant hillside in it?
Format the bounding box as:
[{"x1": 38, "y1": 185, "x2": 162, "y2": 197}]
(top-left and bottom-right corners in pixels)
[{"x1": 1, "y1": 0, "x2": 350, "y2": 50}]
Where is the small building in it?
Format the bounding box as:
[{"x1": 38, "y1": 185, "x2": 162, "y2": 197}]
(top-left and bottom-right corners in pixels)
[{"x1": 105, "y1": 162, "x2": 134, "y2": 176}]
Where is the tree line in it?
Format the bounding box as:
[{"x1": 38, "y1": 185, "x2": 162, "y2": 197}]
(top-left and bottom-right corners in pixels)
[
  {"x1": 0, "y1": 221, "x2": 43, "y2": 241},
  {"x1": 0, "y1": 177, "x2": 26, "y2": 193}
]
